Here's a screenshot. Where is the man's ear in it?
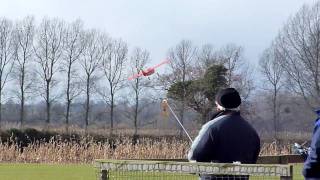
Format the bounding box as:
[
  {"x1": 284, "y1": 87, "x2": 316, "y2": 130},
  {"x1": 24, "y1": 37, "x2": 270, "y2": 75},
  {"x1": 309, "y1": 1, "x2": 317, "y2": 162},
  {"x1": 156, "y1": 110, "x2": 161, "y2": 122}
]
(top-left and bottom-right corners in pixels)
[{"x1": 215, "y1": 102, "x2": 225, "y2": 111}]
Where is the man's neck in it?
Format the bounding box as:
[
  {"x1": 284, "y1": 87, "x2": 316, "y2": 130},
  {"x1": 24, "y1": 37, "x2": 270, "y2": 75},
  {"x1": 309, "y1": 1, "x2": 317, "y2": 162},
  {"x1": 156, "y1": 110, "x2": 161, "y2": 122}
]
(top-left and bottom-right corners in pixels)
[{"x1": 220, "y1": 109, "x2": 240, "y2": 116}]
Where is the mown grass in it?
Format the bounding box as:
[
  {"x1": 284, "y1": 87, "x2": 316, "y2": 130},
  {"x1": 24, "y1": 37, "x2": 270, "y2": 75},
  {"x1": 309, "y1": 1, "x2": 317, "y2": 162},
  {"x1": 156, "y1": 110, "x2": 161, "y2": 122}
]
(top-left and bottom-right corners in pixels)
[
  {"x1": 0, "y1": 163, "x2": 305, "y2": 180},
  {"x1": 292, "y1": 163, "x2": 304, "y2": 180},
  {"x1": 0, "y1": 163, "x2": 97, "y2": 180}
]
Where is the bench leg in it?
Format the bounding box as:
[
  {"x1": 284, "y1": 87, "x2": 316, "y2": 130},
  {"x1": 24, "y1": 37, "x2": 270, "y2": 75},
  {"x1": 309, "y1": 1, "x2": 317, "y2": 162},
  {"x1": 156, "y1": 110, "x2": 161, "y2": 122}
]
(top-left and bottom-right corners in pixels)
[
  {"x1": 280, "y1": 165, "x2": 293, "y2": 180},
  {"x1": 100, "y1": 170, "x2": 109, "y2": 180},
  {"x1": 280, "y1": 176, "x2": 292, "y2": 180}
]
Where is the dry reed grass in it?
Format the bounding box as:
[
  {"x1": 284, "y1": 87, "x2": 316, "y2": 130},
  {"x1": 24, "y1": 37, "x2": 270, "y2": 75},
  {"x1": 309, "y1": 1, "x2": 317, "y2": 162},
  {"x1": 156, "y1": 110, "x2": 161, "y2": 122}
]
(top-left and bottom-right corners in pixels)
[
  {"x1": 0, "y1": 136, "x2": 190, "y2": 164},
  {"x1": 0, "y1": 134, "x2": 298, "y2": 164},
  {"x1": 259, "y1": 141, "x2": 293, "y2": 155}
]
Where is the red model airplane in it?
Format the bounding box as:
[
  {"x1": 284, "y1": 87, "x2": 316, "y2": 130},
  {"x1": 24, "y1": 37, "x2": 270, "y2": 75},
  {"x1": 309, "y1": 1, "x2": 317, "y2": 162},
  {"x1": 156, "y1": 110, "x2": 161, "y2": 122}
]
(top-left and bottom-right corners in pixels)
[{"x1": 128, "y1": 59, "x2": 170, "y2": 80}]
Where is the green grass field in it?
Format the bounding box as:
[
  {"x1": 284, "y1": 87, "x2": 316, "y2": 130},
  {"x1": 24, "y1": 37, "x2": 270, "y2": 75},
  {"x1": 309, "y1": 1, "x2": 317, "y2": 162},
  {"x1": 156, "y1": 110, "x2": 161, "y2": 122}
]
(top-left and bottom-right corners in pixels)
[
  {"x1": 0, "y1": 163, "x2": 305, "y2": 180},
  {"x1": 0, "y1": 163, "x2": 97, "y2": 180}
]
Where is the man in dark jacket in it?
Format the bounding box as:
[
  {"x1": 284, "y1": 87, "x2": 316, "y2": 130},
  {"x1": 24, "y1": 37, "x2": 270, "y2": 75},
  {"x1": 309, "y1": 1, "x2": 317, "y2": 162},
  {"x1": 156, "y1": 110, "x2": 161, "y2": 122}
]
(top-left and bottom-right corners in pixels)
[
  {"x1": 188, "y1": 88, "x2": 260, "y2": 180},
  {"x1": 303, "y1": 109, "x2": 320, "y2": 179}
]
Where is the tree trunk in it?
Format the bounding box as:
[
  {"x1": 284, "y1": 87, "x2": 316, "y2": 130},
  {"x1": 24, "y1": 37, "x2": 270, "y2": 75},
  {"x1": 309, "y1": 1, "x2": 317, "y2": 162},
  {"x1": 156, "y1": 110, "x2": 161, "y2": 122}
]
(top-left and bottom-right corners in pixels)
[
  {"x1": 134, "y1": 89, "x2": 138, "y2": 137},
  {"x1": 228, "y1": 66, "x2": 232, "y2": 87},
  {"x1": 66, "y1": 100, "x2": 71, "y2": 132},
  {"x1": 20, "y1": 69, "x2": 25, "y2": 129},
  {"x1": 85, "y1": 76, "x2": 90, "y2": 133},
  {"x1": 46, "y1": 80, "x2": 50, "y2": 129},
  {"x1": 273, "y1": 86, "x2": 279, "y2": 155},
  {"x1": 110, "y1": 92, "x2": 114, "y2": 136},
  {"x1": 178, "y1": 100, "x2": 185, "y2": 138},
  {"x1": 179, "y1": 73, "x2": 186, "y2": 137},
  {"x1": 0, "y1": 92, "x2": 2, "y2": 130},
  {"x1": 20, "y1": 54, "x2": 26, "y2": 129},
  {"x1": 20, "y1": 92, "x2": 24, "y2": 128},
  {"x1": 65, "y1": 60, "x2": 72, "y2": 133}
]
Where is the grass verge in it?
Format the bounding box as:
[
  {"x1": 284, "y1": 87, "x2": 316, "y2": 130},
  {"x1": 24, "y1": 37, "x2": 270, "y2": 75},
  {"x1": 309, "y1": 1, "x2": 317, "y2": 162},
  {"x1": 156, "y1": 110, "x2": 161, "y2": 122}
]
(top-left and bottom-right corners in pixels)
[
  {"x1": 0, "y1": 163, "x2": 304, "y2": 180},
  {"x1": 0, "y1": 163, "x2": 97, "y2": 180}
]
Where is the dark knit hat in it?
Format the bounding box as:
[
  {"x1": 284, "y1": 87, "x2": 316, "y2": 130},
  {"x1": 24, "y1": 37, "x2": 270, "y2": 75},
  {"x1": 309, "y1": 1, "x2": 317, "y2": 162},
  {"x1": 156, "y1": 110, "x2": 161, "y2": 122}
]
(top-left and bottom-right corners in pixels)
[{"x1": 215, "y1": 88, "x2": 241, "y2": 109}]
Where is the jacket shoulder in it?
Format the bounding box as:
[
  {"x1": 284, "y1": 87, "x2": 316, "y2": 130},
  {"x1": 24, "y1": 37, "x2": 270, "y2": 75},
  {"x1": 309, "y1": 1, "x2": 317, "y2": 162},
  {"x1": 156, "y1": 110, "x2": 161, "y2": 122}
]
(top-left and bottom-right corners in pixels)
[{"x1": 205, "y1": 115, "x2": 228, "y2": 129}]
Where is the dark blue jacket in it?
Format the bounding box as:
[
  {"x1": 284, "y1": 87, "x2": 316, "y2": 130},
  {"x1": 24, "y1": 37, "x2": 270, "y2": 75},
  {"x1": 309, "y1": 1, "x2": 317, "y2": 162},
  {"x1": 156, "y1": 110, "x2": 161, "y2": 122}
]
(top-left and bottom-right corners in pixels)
[
  {"x1": 303, "y1": 119, "x2": 320, "y2": 179},
  {"x1": 188, "y1": 110, "x2": 260, "y2": 163}
]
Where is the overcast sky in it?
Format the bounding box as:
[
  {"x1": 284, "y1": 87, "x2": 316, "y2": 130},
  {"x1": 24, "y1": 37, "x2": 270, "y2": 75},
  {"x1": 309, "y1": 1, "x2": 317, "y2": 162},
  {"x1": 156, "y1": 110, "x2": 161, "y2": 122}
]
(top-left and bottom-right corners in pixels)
[{"x1": 0, "y1": 0, "x2": 316, "y2": 67}]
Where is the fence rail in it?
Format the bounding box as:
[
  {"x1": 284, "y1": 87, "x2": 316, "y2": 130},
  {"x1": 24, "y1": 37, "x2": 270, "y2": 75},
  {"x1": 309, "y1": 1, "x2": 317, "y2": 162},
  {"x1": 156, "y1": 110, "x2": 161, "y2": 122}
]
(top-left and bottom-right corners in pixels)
[{"x1": 95, "y1": 159, "x2": 293, "y2": 180}]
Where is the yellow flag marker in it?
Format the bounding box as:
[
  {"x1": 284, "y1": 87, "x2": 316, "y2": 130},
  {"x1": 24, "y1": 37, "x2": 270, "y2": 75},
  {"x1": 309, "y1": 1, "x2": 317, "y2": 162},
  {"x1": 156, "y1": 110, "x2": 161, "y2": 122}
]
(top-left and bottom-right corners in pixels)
[
  {"x1": 160, "y1": 99, "x2": 193, "y2": 142},
  {"x1": 161, "y1": 99, "x2": 169, "y2": 118}
]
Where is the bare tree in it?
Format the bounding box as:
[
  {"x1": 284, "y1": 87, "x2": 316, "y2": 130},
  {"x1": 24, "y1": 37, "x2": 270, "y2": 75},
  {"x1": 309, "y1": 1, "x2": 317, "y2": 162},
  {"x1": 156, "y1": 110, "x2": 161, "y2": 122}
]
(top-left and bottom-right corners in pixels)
[
  {"x1": 219, "y1": 44, "x2": 243, "y2": 87},
  {"x1": 167, "y1": 40, "x2": 197, "y2": 134},
  {"x1": 79, "y1": 30, "x2": 103, "y2": 132},
  {"x1": 260, "y1": 44, "x2": 284, "y2": 154},
  {"x1": 12, "y1": 16, "x2": 35, "y2": 128},
  {"x1": 275, "y1": 2, "x2": 320, "y2": 108},
  {"x1": 197, "y1": 44, "x2": 218, "y2": 70},
  {"x1": 218, "y1": 44, "x2": 254, "y2": 99},
  {"x1": 0, "y1": 18, "x2": 14, "y2": 127},
  {"x1": 61, "y1": 19, "x2": 85, "y2": 132},
  {"x1": 33, "y1": 18, "x2": 65, "y2": 128},
  {"x1": 100, "y1": 38, "x2": 127, "y2": 135},
  {"x1": 129, "y1": 47, "x2": 150, "y2": 137},
  {"x1": 189, "y1": 44, "x2": 219, "y2": 122}
]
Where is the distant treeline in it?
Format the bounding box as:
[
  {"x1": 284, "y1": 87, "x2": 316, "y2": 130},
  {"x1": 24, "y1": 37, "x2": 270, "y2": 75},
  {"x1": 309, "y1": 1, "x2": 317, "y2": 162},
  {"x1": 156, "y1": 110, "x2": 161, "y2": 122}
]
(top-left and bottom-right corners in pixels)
[{"x1": 0, "y1": 1, "x2": 320, "y2": 141}]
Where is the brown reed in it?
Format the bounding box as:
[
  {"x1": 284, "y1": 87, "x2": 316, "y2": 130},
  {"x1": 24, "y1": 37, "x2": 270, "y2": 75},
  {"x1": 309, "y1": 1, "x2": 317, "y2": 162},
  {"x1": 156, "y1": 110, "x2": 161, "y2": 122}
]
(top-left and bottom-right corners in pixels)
[
  {"x1": 0, "y1": 134, "x2": 297, "y2": 164},
  {"x1": 0, "y1": 136, "x2": 189, "y2": 164}
]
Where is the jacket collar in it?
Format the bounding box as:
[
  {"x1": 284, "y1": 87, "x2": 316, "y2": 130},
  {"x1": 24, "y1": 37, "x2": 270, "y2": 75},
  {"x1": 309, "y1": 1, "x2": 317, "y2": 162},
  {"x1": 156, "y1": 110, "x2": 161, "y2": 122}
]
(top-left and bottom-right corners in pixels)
[
  {"x1": 315, "y1": 118, "x2": 320, "y2": 127},
  {"x1": 212, "y1": 110, "x2": 240, "y2": 120},
  {"x1": 221, "y1": 110, "x2": 240, "y2": 116}
]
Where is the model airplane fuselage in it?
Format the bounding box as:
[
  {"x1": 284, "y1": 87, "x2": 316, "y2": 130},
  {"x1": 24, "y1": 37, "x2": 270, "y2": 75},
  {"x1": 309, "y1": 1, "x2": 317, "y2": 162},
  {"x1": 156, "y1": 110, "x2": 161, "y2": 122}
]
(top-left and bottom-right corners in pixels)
[{"x1": 128, "y1": 59, "x2": 169, "y2": 80}]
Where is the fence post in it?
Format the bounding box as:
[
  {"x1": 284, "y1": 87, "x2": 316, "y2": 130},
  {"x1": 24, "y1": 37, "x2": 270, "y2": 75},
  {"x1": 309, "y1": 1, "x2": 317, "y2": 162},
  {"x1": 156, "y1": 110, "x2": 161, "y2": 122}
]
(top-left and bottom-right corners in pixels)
[
  {"x1": 280, "y1": 165, "x2": 293, "y2": 180},
  {"x1": 100, "y1": 170, "x2": 109, "y2": 180}
]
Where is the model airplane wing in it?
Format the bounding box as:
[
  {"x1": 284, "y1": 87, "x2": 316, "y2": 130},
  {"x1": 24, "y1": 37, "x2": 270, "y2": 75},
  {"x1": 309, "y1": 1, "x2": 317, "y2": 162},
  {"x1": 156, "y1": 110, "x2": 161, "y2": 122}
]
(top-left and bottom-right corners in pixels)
[
  {"x1": 150, "y1": 59, "x2": 170, "y2": 69},
  {"x1": 128, "y1": 71, "x2": 144, "y2": 81}
]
